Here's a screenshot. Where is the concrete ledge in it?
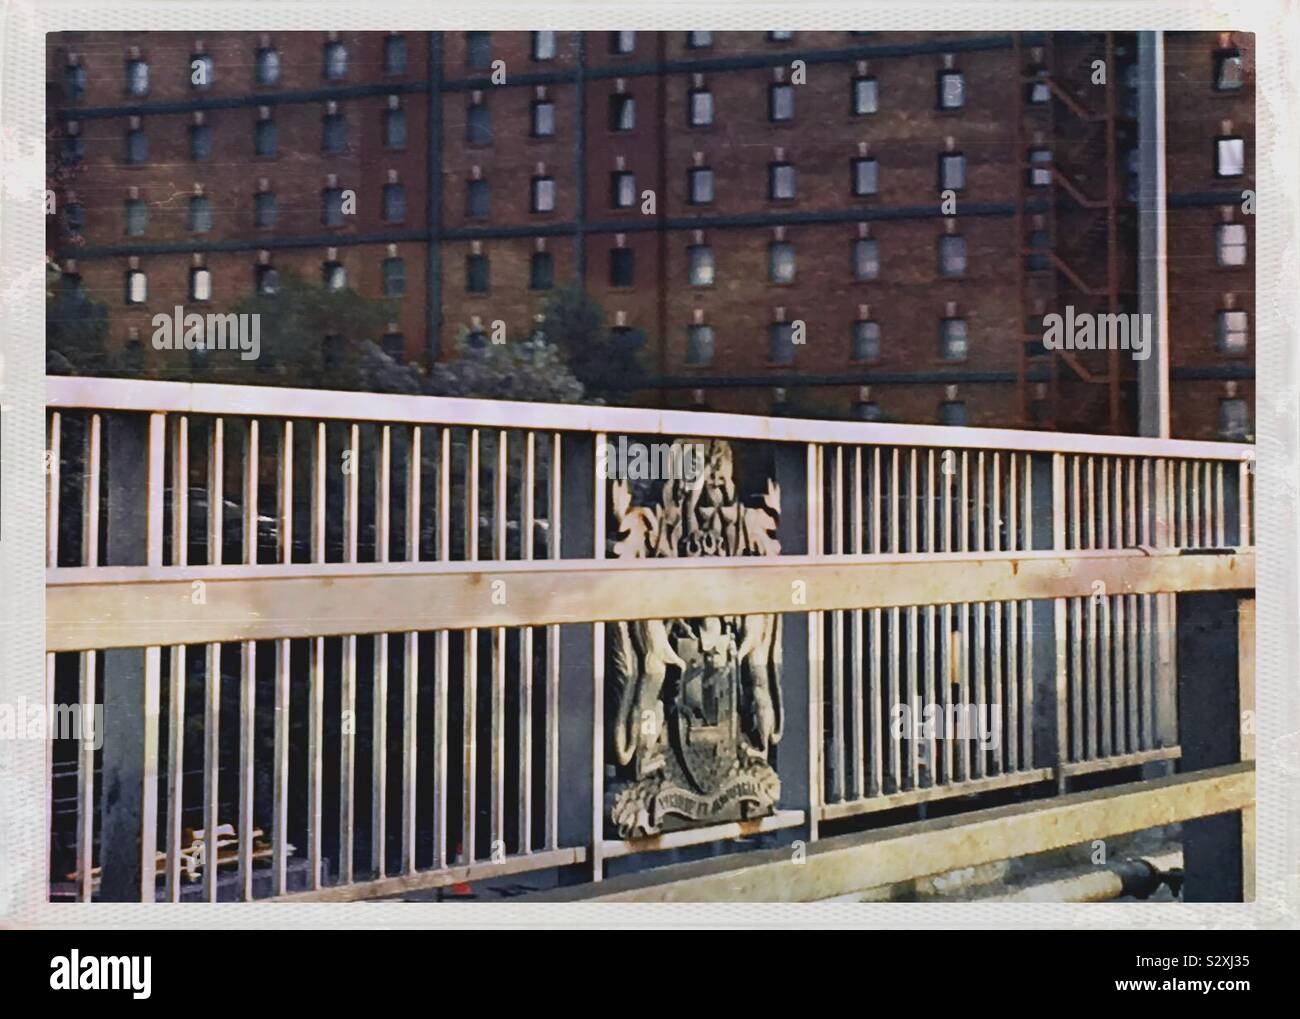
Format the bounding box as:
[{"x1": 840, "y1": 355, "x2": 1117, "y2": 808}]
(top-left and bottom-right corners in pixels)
[{"x1": 524, "y1": 763, "x2": 1254, "y2": 902}]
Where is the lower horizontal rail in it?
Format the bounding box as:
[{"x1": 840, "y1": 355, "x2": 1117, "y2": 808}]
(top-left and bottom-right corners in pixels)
[
  {"x1": 46, "y1": 549, "x2": 1254, "y2": 651},
  {"x1": 819, "y1": 768, "x2": 1055, "y2": 821},
  {"x1": 270, "y1": 846, "x2": 586, "y2": 903},
  {"x1": 1058, "y1": 745, "x2": 1181, "y2": 778},
  {"x1": 526, "y1": 762, "x2": 1254, "y2": 902},
  {"x1": 602, "y1": 810, "x2": 806, "y2": 860}
]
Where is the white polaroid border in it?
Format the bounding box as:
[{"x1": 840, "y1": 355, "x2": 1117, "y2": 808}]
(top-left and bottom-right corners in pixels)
[{"x1": 2, "y1": 0, "x2": 1296, "y2": 930}]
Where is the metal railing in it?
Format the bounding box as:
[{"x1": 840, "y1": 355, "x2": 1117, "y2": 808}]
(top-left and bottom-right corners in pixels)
[{"x1": 44, "y1": 376, "x2": 1255, "y2": 901}]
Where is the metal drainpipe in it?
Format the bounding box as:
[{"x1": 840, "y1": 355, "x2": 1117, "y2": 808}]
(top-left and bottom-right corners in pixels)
[{"x1": 1137, "y1": 31, "x2": 1170, "y2": 438}]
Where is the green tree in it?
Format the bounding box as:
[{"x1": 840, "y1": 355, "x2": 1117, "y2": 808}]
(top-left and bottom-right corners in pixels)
[
  {"x1": 533, "y1": 286, "x2": 648, "y2": 402},
  {"x1": 46, "y1": 266, "x2": 110, "y2": 375},
  {"x1": 426, "y1": 327, "x2": 586, "y2": 404}
]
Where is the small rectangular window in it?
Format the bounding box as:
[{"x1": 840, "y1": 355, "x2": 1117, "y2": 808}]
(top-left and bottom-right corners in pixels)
[
  {"x1": 383, "y1": 184, "x2": 406, "y2": 222},
  {"x1": 940, "y1": 153, "x2": 966, "y2": 191},
  {"x1": 256, "y1": 47, "x2": 281, "y2": 86},
  {"x1": 255, "y1": 118, "x2": 277, "y2": 157},
  {"x1": 189, "y1": 124, "x2": 213, "y2": 161},
  {"x1": 61, "y1": 134, "x2": 83, "y2": 167},
  {"x1": 466, "y1": 253, "x2": 489, "y2": 294},
  {"x1": 852, "y1": 320, "x2": 881, "y2": 363},
  {"x1": 255, "y1": 191, "x2": 277, "y2": 227},
  {"x1": 610, "y1": 32, "x2": 635, "y2": 55},
  {"x1": 1217, "y1": 309, "x2": 1249, "y2": 353},
  {"x1": 531, "y1": 175, "x2": 555, "y2": 213},
  {"x1": 1028, "y1": 66, "x2": 1049, "y2": 104},
  {"x1": 939, "y1": 234, "x2": 967, "y2": 277},
  {"x1": 467, "y1": 179, "x2": 490, "y2": 218},
  {"x1": 768, "y1": 32, "x2": 793, "y2": 43},
  {"x1": 467, "y1": 102, "x2": 491, "y2": 146},
  {"x1": 383, "y1": 257, "x2": 406, "y2": 296},
  {"x1": 323, "y1": 113, "x2": 346, "y2": 153},
  {"x1": 64, "y1": 202, "x2": 84, "y2": 234},
  {"x1": 769, "y1": 241, "x2": 795, "y2": 284},
  {"x1": 1216, "y1": 222, "x2": 1248, "y2": 267},
  {"x1": 1216, "y1": 136, "x2": 1244, "y2": 177},
  {"x1": 687, "y1": 32, "x2": 713, "y2": 50},
  {"x1": 609, "y1": 247, "x2": 634, "y2": 287},
  {"x1": 1025, "y1": 229, "x2": 1050, "y2": 272},
  {"x1": 609, "y1": 93, "x2": 635, "y2": 132},
  {"x1": 189, "y1": 195, "x2": 212, "y2": 234},
  {"x1": 688, "y1": 245, "x2": 714, "y2": 286},
  {"x1": 853, "y1": 76, "x2": 879, "y2": 115},
  {"x1": 322, "y1": 187, "x2": 344, "y2": 226},
  {"x1": 687, "y1": 324, "x2": 714, "y2": 365},
  {"x1": 385, "y1": 108, "x2": 407, "y2": 149},
  {"x1": 938, "y1": 70, "x2": 965, "y2": 110},
  {"x1": 126, "y1": 128, "x2": 148, "y2": 165},
  {"x1": 382, "y1": 333, "x2": 405, "y2": 361},
  {"x1": 1218, "y1": 398, "x2": 1250, "y2": 439},
  {"x1": 768, "y1": 322, "x2": 795, "y2": 365},
  {"x1": 323, "y1": 261, "x2": 346, "y2": 291},
  {"x1": 853, "y1": 238, "x2": 880, "y2": 281},
  {"x1": 689, "y1": 167, "x2": 714, "y2": 205},
  {"x1": 939, "y1": 401, "x2": 969, "y2": 426},
  {"x1": 854, "y1": 401, "x2": 883, "y2": 422},
  {"x1": 126, "y1": 59, "x2": 149, "y2": 97},
  {"x1": 610, "y1": 171, "x2": 636, "y2": 208},
  {"x1": 852, "y1": 157, "x2": 879, "y2": 197},
  {"x1": 324, "y1": 41, "x2": 348, "y2": 80},
  {"x1": 124, "y1": 199, "x2": 147, "y2": 237},
  {"x1": 1028, "y1": 148, "x2": 1052, "y2": 187},
  {"x1": 1214, "y1": 48, "x2": 1244, "y2": 91},
  {"x1": 467, "y1": 33, "x2": 491, "y2": 70},
  {"x1": 530, "y1": 251, "x2": 554, "y2": 290},
  {"x1": 64, "y1": 63, "x2": 86, "y2": 101},
  {"x1": 384, "y1": 35, "x2": 408, "y2": 75},
  {"x1": 531, "y1": 100, "x2": 556, "y2": 137},
  {"x1": 769, "y1": 83, "x2": 794, "y2": 122},
  {"x1": 769, "y1": 162, "x2": 796, "y2": 201},
  {"x1": 532, "y1": 32, "x2": 557, "y2": 61},
  {"x1": 940, "y1": 317, "x2": 969, "y2": 361},
  {"x1": 189, "y1": 267, "x2": 212, "y2": 302},
  {"x1": 125, "y1": 269, "x2": 148, "y2": 304},
  {"x1": 689, "y1": 89, "x2": 714, "y2": 127}
]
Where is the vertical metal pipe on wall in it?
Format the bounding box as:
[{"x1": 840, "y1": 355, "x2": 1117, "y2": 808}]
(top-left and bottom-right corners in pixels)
[{"x1": 1137, "y1": 31, "x2": 1170, "y2": 439}]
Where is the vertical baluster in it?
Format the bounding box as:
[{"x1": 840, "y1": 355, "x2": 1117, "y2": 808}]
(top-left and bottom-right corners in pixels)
[
  {"x1": 1190, "y1": 461, "x2": 1201, "y2": 548},
  {"x1": 807, "y1": 443, "x2": 823, "y2": 834},
  {"x1": 1142, "y1": 459, "x2": 1157, "y2": 749},
  {"x1": 1006, "y1": 452, "x2": 1019, "y2": 774},
  {"x1": 161, "y1": 416, "x2": 187, "y2": 901},
  {"x1": 869, "y1": 447, "x2": 883, "y2": 797},
  {"x1": 340, "y1": 423, "x2": 360, "y2": 885},
  {"x1": 957, "y1": 451, "x2": 970, "y2": 781},
  {"x1": 1126, "y1": 458, "x2": 1139, "y2": 754},
  {"x1": 888, "y1": 449, "x2": 901, "y2": 789},
  {"x1": 45, "y1": 412, "x2": 61, "y2": 899},
  {"x1": 1098, "y1": 458, "x2": 1112, "y2": 760},
  {"x1": 307, "y1": 421, "x2": 326, "y2": 890},
  {"x1": 462, "y1": 428, "x2": 479, "y2": 864},
  {"x1": 1239, "y1": 456, "x2": 1252, "y2": 547},
  {"x1": 519, "y1": 432, "x2": 536, "y2": 853},
  {"x1": 905, "y1": 450, "x2": 919, "y2": 789},
  {"x1": 591, "y1": 432, "x2": 608, "y2": 878},
  {"x1": 372, "y1": 425, "x2": 391, "y2": 878},
  {"x1": 204, "y1": 418, "x2": 223, "y2": 902},
  {"x1": 1178, "y1": 460, "x2": 1188, "y2": 548},
  {"x1": 545, "y1": 433, "x2": 562, "y2": 850},
  {"x1": 924, "y1": 449, "x2": 937, "y2": 786},
  {"x1": 850, "y1": 447, "x2": 865, "y2": 801},
  {"x1": 491, "y1": 431, "x2": 508, "y2": 857},
  {"x1": 1215, "y1": 462, "x2": 1226, "y2": 548},
  {"x1": 272, "y1": 420, "x2": 293, "y2": 896},
  {"x1": 1021, "y1": 452, "x2": 1034, "y2": 769},
  {"x1": 973, "y1": 452, "x2": 986, "y2": 780},
  {"x1": 1069, "y1": 456, "x2": 1083, "y2": 764},
  {"x1": 77, "y1": 413, "x2": 101, "y2": 902},
  {"x1": 939, "y1": 447, "x2": 953, "y2": 786},
  {"x1": 238, "y1": 419, "x2": 258, "y2": 900},
  {"x1": 401, "y1": 425, "x2": 420, "y2": 874},
  {"x1": 990, "y1": 453, "x2": 1003, "y2": 776},
  {"x1": 829, "y1": 447, "x2": 845, "y2": 801},
  {"x1": 433, "y1": 428, "x2": 451, "y2": 868}
]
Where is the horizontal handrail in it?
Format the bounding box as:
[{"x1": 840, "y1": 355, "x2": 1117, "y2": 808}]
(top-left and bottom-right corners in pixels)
[
  {"x1": 47, "y1": 375, "x2": 1254, "y2": 461},
  {"x1": 47, "y1": 548, "x2": 1255, "y2": 651}
]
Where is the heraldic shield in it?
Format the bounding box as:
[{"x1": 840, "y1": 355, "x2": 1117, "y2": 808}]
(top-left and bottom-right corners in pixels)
[{"x1": 606, "y1": 439, "x2": 783, "y2": 839}]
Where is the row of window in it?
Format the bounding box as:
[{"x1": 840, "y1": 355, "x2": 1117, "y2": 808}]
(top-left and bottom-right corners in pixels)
[
  {"x1": 64, "y1": 37, "x2": 411, "y2": 100},
  {"x1": 110, "y1": 256, "x2": 407, "y2": 305}
]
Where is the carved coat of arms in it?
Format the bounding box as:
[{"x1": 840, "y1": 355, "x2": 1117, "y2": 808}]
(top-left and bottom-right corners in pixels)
[{"x1": 606, "y1": 439, "x2": 783, "y2": 839}]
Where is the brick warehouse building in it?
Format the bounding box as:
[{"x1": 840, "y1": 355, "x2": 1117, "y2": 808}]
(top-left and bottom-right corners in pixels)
[{"x1": 46, "y1": 30, "x2": 1254, "y2": 439}]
